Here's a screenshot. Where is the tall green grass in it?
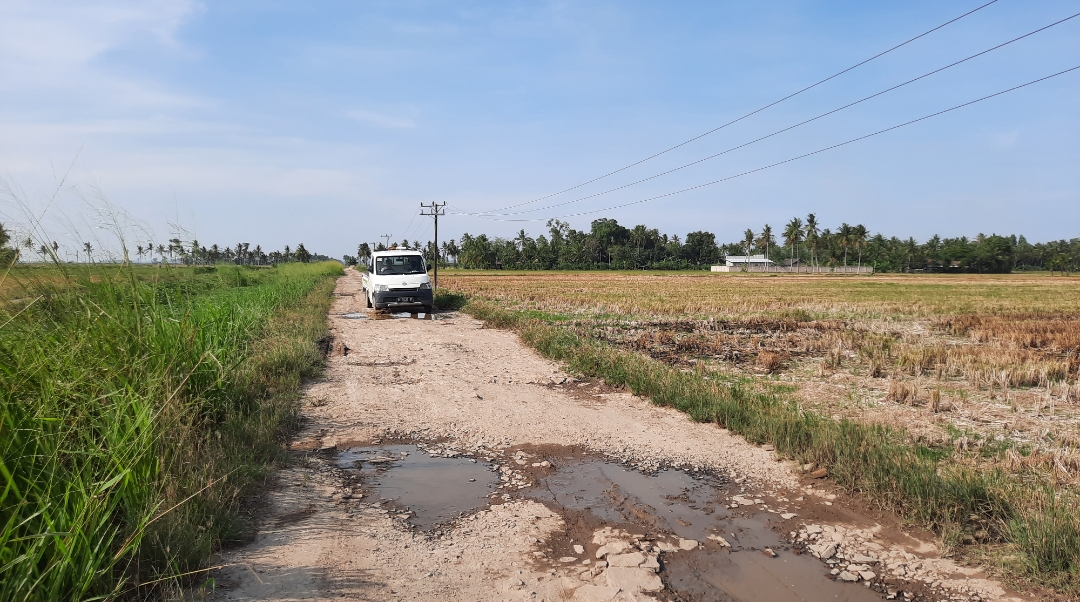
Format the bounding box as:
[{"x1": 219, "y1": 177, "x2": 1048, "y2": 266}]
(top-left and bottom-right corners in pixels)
[
  {"x1": 0, "y1": 261, "x2": 341, "y2": 600},
  {"x1": 465, "y1": 299, "x2": 1080, "y2": 592}
]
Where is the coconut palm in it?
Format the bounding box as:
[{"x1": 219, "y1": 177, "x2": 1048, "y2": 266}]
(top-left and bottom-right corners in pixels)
[
  {"x1": 783, "y1": 217, "x2": 803, "y2": 271},
  {"x1": 838, "y1": 223, "x2": 854, "y2": 267},
  {"x1": 804, "y1": 213, "x2": 820, "y2": 270},
  {"x1": 853, "y1": 224, "x2": 868, "y2": 270},
  {"x1": 742, "y1": 229, "x2": 755, "y2": 272},
  {"x1": 756, "y1": 225, "x2": 775, "y2": 269}
]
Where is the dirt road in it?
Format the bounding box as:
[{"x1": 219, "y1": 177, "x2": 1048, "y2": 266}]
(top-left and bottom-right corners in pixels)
[{"x1": 213, "y1": 269, "x2": 1022, "y2": 602}]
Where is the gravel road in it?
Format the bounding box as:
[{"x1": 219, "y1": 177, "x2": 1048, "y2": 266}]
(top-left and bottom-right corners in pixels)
[{"x1": 212, "y1": 269, "x2": 1024, "y2": 602}]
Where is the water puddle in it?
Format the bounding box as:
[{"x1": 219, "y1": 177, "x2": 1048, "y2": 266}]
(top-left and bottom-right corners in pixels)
[
  {"x1": 372, "y1": 311, "x2": 434, "y2": 320},
  {"x1": 339, "y1": 312, "x2": 367, "y2": 319},
  {"x1": 337, "y1": 445, "x2": 495, "y2": 529},
  {"x1": 531, "y1": 460, "x2": 882, "y2": 602}
]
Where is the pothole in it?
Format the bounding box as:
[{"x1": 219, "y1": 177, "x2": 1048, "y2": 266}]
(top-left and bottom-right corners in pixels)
[
  {"x1": 336, "y1": 445, "x2": 496, "y2": 529},
  {"x1": 530, "y1": 460, "x2": 883, "y2": 602}
]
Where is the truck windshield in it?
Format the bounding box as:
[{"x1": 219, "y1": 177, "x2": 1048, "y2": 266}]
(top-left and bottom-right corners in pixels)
[{"x1": 375, "y1": 255, "x2": 426, "y2": 275}]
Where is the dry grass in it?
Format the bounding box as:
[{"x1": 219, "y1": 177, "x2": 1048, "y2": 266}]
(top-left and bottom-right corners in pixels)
[{"x1": 444, "y1": 270, "x2": 1080, "y2": 487}]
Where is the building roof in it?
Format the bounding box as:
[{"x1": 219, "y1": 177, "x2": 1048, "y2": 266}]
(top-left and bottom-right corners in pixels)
[{"x1": 724, "y1": 255, "x2": 773, "y2": 264}]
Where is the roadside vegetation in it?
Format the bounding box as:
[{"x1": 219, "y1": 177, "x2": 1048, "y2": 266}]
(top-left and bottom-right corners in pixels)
[
  {"x1": 446, "y1": 270, "x2": 1080, "y2": 594},
  {"x1": 0, "y1": 258, "x2": 342, "y2": 600}
]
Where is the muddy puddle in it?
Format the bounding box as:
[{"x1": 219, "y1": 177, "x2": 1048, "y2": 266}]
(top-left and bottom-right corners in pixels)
[
  {"x1": 336, "y1": 445, "x2": 495, "y2": 529},
  {"x1": 337, "y1": 447, "x2": 881, "y2": 600},
  {"x1": 530, "y1": 460, "x2": 882, "y2": 602}
]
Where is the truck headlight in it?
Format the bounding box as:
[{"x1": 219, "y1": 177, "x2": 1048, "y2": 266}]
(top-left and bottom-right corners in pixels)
[
  {"x1": 418, "y1": 282, "x2": 431, "y2": 290},
  {"x1": 374, "y1": 284, "x2": 388, "y2": 292}
]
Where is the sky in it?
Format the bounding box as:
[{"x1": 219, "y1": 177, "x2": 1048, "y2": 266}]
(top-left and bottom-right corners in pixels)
[{"x1": 1, "y1": 0, "x2": 1078, "y2": 259}]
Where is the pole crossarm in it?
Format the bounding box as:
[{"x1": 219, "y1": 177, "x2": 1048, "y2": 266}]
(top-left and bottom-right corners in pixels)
[{"x1": 420, "y1": 202, "x2": 446, "y2": 293}]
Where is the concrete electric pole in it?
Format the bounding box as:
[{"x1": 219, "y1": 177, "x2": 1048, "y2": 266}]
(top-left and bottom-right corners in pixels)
[{"x1": 419, "y1": 202, "x2": 446, "y2": 292}]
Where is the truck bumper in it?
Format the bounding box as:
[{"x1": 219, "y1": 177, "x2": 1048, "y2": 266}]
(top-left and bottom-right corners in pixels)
[{"x1": 373, "y1": 289, "x2": 433, "y2": 308}]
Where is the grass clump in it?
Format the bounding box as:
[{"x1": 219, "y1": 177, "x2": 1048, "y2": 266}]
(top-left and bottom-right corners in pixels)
[{"x1": 0, "y1": 260, "x2": 342, "y2": 600}]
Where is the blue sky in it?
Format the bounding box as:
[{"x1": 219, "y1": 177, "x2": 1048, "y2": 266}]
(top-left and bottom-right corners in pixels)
[{"x1": 1, "y1": 0, "x2": 1077, "y2": 258}]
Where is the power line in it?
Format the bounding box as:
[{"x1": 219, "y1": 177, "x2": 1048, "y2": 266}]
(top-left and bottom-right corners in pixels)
[
  {"x1": 472, "y1": 64, "x2": 1080, "y2": 223},
  {"x1": 456, "y1": 10, "x2": 1080, "y2": 218},
  {"x1": 470, "y1": 0, "x2": 1001, "y2": 216}
]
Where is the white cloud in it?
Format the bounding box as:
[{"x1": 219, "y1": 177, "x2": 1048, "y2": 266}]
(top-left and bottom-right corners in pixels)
[
  {"x1": 0, "y1": 0, "x2": 204, "y2": 108},
  {"x1": 345, "y1": 109, "x2": 416, "y2": 129}
]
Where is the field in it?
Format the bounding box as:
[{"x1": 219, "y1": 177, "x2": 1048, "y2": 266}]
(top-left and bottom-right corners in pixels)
[
  {"x1": 0, "y1": 261, "x2": 342, "y2": 600},
  {"x1": 443, "y1": 270, "x2": 1080, "y2": 593}
]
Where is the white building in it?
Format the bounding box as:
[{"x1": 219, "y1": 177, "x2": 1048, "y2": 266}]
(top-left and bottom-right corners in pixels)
[{"x1": 711, "y1": 255, "x2": 773, "y2": 272}]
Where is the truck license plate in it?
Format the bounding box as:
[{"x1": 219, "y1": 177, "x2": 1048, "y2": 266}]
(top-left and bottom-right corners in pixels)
[{"x1": 399, "y1": 297, "x2": 414, "y2": 303}]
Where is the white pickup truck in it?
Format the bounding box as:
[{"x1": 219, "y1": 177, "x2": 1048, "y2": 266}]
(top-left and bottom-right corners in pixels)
[{"x1": 362, "y1": 249, "x2": 434, "y2": 312}]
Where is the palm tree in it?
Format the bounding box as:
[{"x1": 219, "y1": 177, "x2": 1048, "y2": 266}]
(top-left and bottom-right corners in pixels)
[
  {"x1": 838, "y1": 223, "x2": 854, "y2": 267},
  {"x1": 357, "y1": 242, "x2": 372, "y2": 265},
  {"x1": 83, "y1": 242, "x2": 93, "y2": 262},
  {"x1": 742, "y1": 229, "x2": 755, "y2": 272},
  {"x1": 804, "y1": 213, "x2": 819, "y2": 270},
  {"x1": 756, "y1": 224, "x2": 775, "y2": 270},
  {"x1": 853, "y1": 224, "x2": 868, "y2": 270},
  {"x1": 156, "y1": 244, "x2": 166, "y2": 264},
  {"x1": 783, "y1": 217, "x2": 803, "y2": 271}
]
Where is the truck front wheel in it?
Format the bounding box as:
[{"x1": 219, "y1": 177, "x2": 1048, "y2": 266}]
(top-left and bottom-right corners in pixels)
[{"x1": 366, "y1": 291, "x2": 373, "y2": 308}]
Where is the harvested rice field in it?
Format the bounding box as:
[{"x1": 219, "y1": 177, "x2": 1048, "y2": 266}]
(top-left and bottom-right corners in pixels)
[{"x1": 443, "y1": 270, "x2": 1080, "y2": 593}]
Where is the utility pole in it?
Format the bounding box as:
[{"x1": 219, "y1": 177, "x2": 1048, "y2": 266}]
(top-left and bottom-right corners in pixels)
[
  {"x1": 379, "y1": 234, "x2": 392, "y2": 250},
  {"x1": 419, "y1": 202, "x2": 446, "y2": 292}
]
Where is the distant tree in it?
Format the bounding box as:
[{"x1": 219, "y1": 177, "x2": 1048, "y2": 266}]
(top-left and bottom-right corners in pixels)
[
  {"x1": 83, "y1": 242, "x2": 93, "y2": 262},
  {"x1": 294, "y1": 243, "x2": 312, "y2": 263},
  {"x1": 783, "y1": 217, "x2": 803, "y2": 269},
  {"x1": 756, "y1": 224, "x2": 775, "y2": 265},
  {"x1": 837, "y1": 223, "x2": 855, "y2": 267},
  {"x1": 853, "y1": 224, "x2": 868, "y2": 270},
  {"x1": 357, "y1": 242, "x2": 372, "y2": 265},
  {"x1": 742, "y1": 229, "x2": 755, "y2": 272},
  {"x1": 804, "y1": 213, "x2": 820, "y2": 269}
]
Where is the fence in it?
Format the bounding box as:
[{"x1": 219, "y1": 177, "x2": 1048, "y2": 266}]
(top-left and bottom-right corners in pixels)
[{"x1": 710, "y1": 265, "x2": 874, "y2": 274}]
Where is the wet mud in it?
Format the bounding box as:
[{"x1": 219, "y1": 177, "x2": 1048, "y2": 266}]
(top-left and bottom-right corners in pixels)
[
  {"x1": 340, "y1": 443, "x2": 884, "y2": 600},
  {"x1": 336, "y1": 444, "x2": 496, "y2": 529},
  {"x1": 529, "y1": 460, "x2": 881, "y2": 602}
]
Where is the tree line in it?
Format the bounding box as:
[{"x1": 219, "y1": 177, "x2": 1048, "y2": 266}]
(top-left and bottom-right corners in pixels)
[
  {"x1": 356, "y1": 215, "x2": 1079, "y2": 274},
  {"x1": 0, "y1": 222, "x2": 330, "y2": 265}
]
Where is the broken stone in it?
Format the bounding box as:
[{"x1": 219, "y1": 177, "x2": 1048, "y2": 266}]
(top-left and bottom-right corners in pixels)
[
  {"x1": 604, "y1": 567, "x2": 663, "y2": 593},
  {"x1": 573, "y1": 544, "x2": 585, "y2": 554},
  {"x1": 761, "y1": 444, "x2": 774, "y2": 451},
  {"x1": 640, "y1": 554, "x2": 660, "y2": 572},
  {"x1": 780, "y1": 513, "x2": 797, "y2": 520},
  {"x1": 559, "y1": 556, "x2": 579, "y2": 563},
  {"x1": 572, "y1": 584, "x2": 620, "y2": 602},
  {"x1": 707, "y1": 534, "x2": 730, "y2": 547},
  {"x1": 809, "y1": 468, "x2": 829, "y2": 479},
  {"x1": 595, "y1": 541, "x2": 630, "y2": 558},
  {"x1": 813, "y1": 544, "x2": 836, "y2": 560},
  {"x1": 678, "y1": 538, "x2": 699, "y2": 551},
  {"x1": 606, "y1": 552, "x2": 646, "y2": 568},
  {"x1": 850, "y1": 554, "x2": 877, "y2": 563},
  {"x1": 859, "y1": 570, "x2": 876, "y2": 581},
  {"x1": 838, "y1": 571, "x2": 859, "y2": 582}
]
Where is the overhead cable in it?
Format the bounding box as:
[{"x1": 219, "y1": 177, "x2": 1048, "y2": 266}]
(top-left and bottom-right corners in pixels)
[
  {"x1": 455, "y1": 11, "x2": 1079, "y2": 218},
  {"x1": 470, "y1": 0, "x2": 1001, "y2": 216},
  {"x1": 470, "y1": 64, "x2": 1080, "y2": 222}
]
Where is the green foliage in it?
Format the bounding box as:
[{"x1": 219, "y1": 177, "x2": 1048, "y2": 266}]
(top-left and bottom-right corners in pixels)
[
  {"x1": 444, "y1": 216, "x2": 1078, "y2": 273},
  {"x1": 0, "y1": 261, "x2": 341, "y2": 600},
  {"x1": 432, "y1": 290, "x2": 467, "y2": 310}
]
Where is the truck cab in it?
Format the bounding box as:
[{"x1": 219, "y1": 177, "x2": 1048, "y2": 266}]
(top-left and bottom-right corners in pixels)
[{"x1": 362, "y1": 249, "x2": 434, "y2": 312}]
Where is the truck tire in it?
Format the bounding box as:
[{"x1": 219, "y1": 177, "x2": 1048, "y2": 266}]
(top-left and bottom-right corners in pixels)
[
  {"x1": 366, "y1": 291, "x2": 373, "y2": 308},
  {"x1": 422, "y1": 304, "x2": 433, "y2": 315}
]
